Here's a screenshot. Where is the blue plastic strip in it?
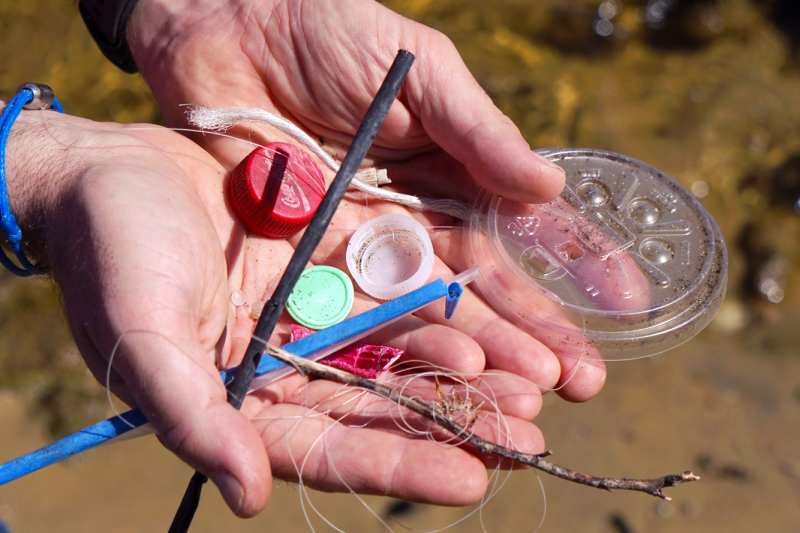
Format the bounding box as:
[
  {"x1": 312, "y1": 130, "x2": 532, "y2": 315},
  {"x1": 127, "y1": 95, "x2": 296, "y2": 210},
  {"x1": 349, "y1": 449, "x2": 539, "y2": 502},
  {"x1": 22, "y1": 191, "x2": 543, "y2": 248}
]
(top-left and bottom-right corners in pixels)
[
  {"x1": 0, "y1": 408, "x2": 148, "y2": 485},
  {"x1": 252, "y1": 278, "x2": 447, "y2": 377},
  {"x1": 0, "y1": 279, "x2": 448, "y2": 486}
]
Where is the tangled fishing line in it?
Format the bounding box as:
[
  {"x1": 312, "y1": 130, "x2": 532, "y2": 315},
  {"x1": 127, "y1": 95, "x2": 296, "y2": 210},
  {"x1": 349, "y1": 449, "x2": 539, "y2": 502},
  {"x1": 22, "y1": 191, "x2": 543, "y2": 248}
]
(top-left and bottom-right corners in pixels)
[{"x1": 263, "y1": 343, "x2": 699, "y2": 503}]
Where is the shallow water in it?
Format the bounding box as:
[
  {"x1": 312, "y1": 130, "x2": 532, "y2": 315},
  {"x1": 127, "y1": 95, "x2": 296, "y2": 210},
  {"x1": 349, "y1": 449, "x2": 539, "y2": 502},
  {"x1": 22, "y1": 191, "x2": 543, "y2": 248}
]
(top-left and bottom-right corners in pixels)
[{"x1": 1, "y1": 0, "x2": 799, "y2": 531}]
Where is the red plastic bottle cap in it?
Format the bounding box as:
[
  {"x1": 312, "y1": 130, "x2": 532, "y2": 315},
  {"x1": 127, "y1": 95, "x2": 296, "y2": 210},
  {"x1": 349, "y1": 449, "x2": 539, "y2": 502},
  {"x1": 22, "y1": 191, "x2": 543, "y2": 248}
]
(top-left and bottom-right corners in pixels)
[{"x1": 230, "y1": 142, "x2": 327, "y2": 239}]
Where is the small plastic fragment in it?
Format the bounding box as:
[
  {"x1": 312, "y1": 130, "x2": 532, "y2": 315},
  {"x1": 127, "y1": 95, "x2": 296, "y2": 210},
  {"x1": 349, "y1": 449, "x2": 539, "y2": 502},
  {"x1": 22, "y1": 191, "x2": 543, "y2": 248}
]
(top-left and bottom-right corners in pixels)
[
  {"x1": 345, "y1": 214, "x2": 434, "y2": 300},
  {"x1": 286, "y1": 266, "x2": 354, "y2": 329},
  {"x1": 250, "y1": 300, "x2": 265, "y2": 319},
  {"x1": 290, "y1": 325, "x2": 403, "y2": 379},
  {"x1": 230, "y1": 143, "x2": 327, "y2": 238},
  {"x1": 465, "y1": 148, "x2": 728, "y2": 360},
  {"x1": 230, "y1": 289, "x2": 246, "y2": 307},
  {"x1": 444, "y1": 282, "x2": 463, "y2": 319}
]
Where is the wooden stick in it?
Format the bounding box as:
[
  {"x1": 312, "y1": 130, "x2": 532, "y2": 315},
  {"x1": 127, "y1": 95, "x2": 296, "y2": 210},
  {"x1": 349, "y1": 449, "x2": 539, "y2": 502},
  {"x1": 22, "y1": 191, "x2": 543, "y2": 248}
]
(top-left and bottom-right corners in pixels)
[{"x1": 265, "y1": 344, "x2": 699, "y2": 500}]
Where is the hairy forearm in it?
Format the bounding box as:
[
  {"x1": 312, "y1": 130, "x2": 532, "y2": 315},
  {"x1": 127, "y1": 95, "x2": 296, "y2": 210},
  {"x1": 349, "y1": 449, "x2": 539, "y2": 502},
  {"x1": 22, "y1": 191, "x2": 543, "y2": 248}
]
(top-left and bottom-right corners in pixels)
[
  {"x1": 0, "y1": 106, "x2": 196, "y2": 269},
  {"x1": 1, "y1": 105, "x2": 83, "y2": 267}
]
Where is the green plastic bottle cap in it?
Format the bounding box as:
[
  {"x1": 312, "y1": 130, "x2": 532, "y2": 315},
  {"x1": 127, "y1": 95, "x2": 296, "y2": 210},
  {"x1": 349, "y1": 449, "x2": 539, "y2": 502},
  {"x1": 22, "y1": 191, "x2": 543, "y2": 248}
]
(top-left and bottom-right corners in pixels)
[{"x1": 287, "y1": 266, "x2": 354, "y2": 329}]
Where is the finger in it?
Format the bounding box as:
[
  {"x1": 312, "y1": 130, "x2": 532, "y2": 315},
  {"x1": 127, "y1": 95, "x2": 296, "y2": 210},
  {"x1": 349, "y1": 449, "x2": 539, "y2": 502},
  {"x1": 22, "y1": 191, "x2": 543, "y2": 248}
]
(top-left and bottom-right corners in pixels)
[
  {"x1": 109, "y1": 313, "x2": 272, "y2": 517},
  {"x1": 406, "y1": 208, "x2": 612, "y2": 403},
  {"x1": 415, "y1": 257, "x2": 565, "y2": 393},
  {"x1": 380, "y1": 149, "x2": 480, "y2": 203},
  {"x1": 403, "y1": 33, "x2": 566, "y2": 204},
  {"x1": 465, "y1": 371, "x2": 543, "y2": 422},
  {"x1": 273, "y1": 369, "x2": 542, "y2": 435},
  {"x1": 377, "y1": 370, "x2": 542, "y2": 422},
  {"x1": 551, "y1": 349, "x2": 608, "y2": 403},
  {"x1": 252, "y1": 402, "x2": 491, "y2": 505},
  {"x1": 467, "y1": 412, "x2": 546, "y2": 469},
  {"x1": 365, "y1": 315, "x2": 485, "y2": 375}
]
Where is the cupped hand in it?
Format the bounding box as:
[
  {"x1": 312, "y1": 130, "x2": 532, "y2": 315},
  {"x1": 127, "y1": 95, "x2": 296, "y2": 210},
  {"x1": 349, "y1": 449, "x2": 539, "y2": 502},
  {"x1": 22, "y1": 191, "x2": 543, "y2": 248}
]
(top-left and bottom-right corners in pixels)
[
  {"x1": 126, "y1": 0, "x2": 608, "y2": 401},
  {"x1": 128, "y1": 0, "x2": 566, "y2": 203},
  {"x1": 6, "y1": 111, "x2": 272, "y2": 514},
  {"x1": 6, "y1": 109, "x2": 545, "y2": 517},
  {"x1": 187, "y1": 133, "x2": 548, "y2": 515}
]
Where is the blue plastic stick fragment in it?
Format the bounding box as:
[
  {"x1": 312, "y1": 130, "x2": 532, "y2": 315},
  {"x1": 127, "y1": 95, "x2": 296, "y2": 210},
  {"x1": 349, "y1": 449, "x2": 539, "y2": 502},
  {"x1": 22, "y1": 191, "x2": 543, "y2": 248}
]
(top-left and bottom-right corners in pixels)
[
  {"x1": 0, "y1": 408, "x2": 149, "y2": 486},
  {"x1": 444, "y1": 282, "x2": 463, "y2": 320},
  {"x1": 0, "y1": 271, "x2": 476, "y2": 486}
]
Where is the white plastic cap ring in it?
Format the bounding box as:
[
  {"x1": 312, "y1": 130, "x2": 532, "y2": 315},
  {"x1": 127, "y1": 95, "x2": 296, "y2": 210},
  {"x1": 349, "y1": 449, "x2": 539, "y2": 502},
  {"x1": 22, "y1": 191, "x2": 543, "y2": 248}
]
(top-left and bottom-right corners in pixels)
[{"x1": 346, "y1": 214, "x2": 435, "y2": 300}]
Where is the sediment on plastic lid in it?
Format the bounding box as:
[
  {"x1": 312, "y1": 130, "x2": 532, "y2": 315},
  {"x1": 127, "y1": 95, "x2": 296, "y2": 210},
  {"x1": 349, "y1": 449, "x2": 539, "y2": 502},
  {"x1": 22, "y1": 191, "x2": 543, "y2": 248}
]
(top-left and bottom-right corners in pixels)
[
  {"x1": 346, "y1": 214, "x2": 435, "y2": 300},
  {"x1": 286, "y1": 266, "x2": 354, "y2": 329},
  {"x1": 465, "y1": 148, "x2": 727, "y2": 360}
]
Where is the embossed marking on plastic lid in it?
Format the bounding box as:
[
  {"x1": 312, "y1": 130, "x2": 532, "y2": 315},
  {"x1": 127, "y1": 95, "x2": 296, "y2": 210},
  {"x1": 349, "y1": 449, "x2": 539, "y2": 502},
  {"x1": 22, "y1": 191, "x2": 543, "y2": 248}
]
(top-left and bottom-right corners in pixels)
[{"x1": 465, "y1": 148, "x2": 727, "y2": 360}]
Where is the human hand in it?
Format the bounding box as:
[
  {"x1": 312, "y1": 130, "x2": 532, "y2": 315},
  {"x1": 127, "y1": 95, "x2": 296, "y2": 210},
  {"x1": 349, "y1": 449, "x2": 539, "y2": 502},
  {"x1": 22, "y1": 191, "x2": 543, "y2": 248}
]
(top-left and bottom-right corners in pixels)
[
  {"x1": 4, "y1": 110, "x2": 273, "y2": 514},
  {"x1": 185, "y1": 136, "x2": 548, "y2": 515},
  {"x1": 127, "y1": 0, "x2": 565, "y2": 202},
  {"x1": 4, "y1": 109, "x2": 547, "y2": 517},
  {"x1": 125, "y1": 0, "x2": 608, "y2": 401}
]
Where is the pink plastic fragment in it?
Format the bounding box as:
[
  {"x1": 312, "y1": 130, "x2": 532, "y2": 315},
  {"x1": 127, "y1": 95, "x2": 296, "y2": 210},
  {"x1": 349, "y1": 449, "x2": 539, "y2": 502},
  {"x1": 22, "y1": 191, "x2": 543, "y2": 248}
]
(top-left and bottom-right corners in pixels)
[{"x1": 290, "y1": 325, "x2": 403, "y2": 379}]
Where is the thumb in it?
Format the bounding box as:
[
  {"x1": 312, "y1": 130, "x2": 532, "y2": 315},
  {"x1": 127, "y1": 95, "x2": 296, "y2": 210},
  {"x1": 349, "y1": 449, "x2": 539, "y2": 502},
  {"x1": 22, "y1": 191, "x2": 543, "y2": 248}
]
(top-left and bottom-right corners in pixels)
[
  {"x1": 117, "y1": 317, "x2": 272, "y2": 517},
  {"x1": 406, "y1": 37, "x2": 566, "y2": 204}
]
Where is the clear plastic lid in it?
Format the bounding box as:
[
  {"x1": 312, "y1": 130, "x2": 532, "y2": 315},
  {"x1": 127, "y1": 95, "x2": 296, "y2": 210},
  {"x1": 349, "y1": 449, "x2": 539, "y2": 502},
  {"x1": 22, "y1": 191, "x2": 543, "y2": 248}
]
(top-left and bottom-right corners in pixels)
[{"x1": 465, "y1": 148, "x2": 727, "y2": 360}]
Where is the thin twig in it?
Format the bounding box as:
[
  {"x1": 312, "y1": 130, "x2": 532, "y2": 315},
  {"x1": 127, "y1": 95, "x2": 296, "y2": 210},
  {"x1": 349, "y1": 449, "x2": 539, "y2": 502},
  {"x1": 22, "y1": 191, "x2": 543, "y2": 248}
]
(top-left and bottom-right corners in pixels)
[{"x1": 264, "y1": 345, "x2": 699, "y2": 500}]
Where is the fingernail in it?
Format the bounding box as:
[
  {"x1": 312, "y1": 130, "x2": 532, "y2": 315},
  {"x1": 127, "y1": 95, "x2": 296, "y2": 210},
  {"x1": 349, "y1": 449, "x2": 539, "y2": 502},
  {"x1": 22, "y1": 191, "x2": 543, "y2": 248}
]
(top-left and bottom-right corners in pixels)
[
  {"x1": 214, "y1": 469, "x2": 244, "y2": 514},
  {"x1": 533, "y1": 152, "x2": 566, "y2": 174}
]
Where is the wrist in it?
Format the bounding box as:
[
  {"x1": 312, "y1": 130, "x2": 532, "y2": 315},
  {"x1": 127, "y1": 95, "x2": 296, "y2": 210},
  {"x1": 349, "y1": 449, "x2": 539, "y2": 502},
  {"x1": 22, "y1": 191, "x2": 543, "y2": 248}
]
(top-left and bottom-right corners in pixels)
[
  {"x1": 126, "y1": 0, "x2": 280, "y2": 120},
  {"x1": 2, "y1": 106, "x2": 83, "y2": 267},
  {"x1": 127, "y1": 0, "x2": 227, "y2": 70},
  {"x1": 126, "y1": 0, "x2": 235, "y2": 124}
]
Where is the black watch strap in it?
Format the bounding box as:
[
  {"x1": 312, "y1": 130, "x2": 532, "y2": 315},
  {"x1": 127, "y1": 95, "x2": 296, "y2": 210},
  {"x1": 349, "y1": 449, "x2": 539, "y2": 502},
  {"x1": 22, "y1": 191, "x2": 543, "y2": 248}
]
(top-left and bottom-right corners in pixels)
[{"x1": 78, "y1": 0, "x2": 141, "y2": 74}]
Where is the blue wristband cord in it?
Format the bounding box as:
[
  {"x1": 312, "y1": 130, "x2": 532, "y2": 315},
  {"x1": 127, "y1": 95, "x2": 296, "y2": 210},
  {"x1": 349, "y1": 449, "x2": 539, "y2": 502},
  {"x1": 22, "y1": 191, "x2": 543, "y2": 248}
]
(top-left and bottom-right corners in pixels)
[{"x1": 0, "y1": 84, "x2": 64, "y2": 276}]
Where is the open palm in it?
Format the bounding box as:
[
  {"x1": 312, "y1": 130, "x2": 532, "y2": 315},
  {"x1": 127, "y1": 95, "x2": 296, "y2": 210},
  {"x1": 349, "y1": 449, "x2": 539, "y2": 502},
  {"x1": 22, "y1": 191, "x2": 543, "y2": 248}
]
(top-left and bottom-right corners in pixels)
[
  {"x1": 20, "y1": 111, "x2": 545, "y2": 517},
  {"x1": 121, "y1": 0, "x2": 611, "y2": 516},
  {"x1": 129, "y1": 0, "x2": 606, "y2": 396}
]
